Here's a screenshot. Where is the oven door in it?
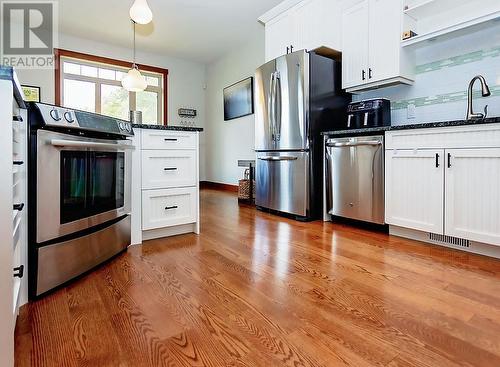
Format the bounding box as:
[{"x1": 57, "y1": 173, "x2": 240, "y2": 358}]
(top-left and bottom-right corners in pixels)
[{"x1": 36, "y1": 130, "x2": 133, "y2": 243}]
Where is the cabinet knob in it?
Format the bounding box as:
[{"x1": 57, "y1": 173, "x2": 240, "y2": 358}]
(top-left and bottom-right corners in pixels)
[
  {"x1": 13, "y1": 265, "x2": 24, "y2": 278},
  {"x1": 435, "y1": 153, "x2": 440, "y2": 168},
  {"x1": 163, "y1": 167, "x2": 177, "y2": 171},
  {"x1": 369, "y1": 68, "x2": 373, "y2": 79},
  {"x1": 362, "y1": 70, "x2": 366, "y2": 81},
  {"x1": 165, "y1": 205, "x2": 178, "y2": 210},
  {"x1": 13, "y1": 203, "x2": 25, "y2": 212},
  {"x1": 286, "y1": 46, "x2": 289, "y2": 54},
  {"x1": 290, "y1": 45, "x2": 294, "y2": 53},
  {"x1": 447, "y1": 153, "x2": 452, "y2": 168}
]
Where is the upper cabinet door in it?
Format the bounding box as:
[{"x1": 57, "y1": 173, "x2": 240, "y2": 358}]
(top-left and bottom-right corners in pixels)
[
  {"x1": 294, "y1": 0, "x2": 342, "y2": 52},
  {"x1": 265, "y1": 12, "x2": 295, "y2": 62},
  {"x1": 445, "y1": 148, "x2": 500, "y2": 246},
  {"x1": 341, "y1": 0, "x2": 369, "y2": 89},
  {"x1": 368, "y1": 0, "x2": 401, "y2": 83},
  {"x1": 385, "y1": 149, "x2": 444, "y2": 234}
]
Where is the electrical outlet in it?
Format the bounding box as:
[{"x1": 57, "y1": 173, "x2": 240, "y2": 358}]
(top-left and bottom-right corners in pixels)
[{"x1": 407, "y1": 103, "x2": 416, "y2": 119}]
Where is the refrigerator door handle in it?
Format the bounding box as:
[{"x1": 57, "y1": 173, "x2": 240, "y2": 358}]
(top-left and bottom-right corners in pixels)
[
  {"x1": 274, "y1": 71, "x2": 282, "y2": 142},
  {"x1": 268, "y1": 72, "x2": 276, "y2": 141},
  {"x1": 258, "y1": 156, "x2": 298, "y2": 161}
]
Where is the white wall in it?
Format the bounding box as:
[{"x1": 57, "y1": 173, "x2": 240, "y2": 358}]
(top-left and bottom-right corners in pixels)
[
  {"x1": 204, "y1": 28, "x2": 265, "y2": 185},
  {"x1": 15, "y1": 33, "x2": 207, "y2": 130}
]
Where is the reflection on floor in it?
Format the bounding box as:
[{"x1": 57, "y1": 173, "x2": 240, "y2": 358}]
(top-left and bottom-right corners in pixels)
[{"x1": 15, "y1": 189, "x2": 500, "y2": 367}]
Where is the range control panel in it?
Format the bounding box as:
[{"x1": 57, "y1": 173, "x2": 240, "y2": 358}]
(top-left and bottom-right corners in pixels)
[{"x1": 34, "y1": 103, "x2": 134, "y2": 137}]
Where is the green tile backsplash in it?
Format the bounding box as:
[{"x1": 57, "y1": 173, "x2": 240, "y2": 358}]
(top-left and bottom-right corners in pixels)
[
  {"x1": 391, "y1": 46, "x2": 500, "y2": 111},
  {"x1": 415, "y1": 46, "x2": 500, "y2": 74}
]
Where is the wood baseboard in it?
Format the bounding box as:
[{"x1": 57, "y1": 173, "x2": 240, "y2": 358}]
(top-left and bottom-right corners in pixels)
[{"x1": 200, "y1": 181, "x2": 238, "y2": 193}]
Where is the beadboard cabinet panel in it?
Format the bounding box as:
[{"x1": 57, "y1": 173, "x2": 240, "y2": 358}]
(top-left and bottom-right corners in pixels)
[
  {"x1": 385, "y1": 149, "x2": 444, "y2": 234},
  {"x1": 445, "y1": 148, "x2": 500, "y2": 245}
]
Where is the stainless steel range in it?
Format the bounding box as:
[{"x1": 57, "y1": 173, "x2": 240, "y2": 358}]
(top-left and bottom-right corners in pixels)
[{"x1": 28, "y1": 103, "x2": 134, "y2": 297}]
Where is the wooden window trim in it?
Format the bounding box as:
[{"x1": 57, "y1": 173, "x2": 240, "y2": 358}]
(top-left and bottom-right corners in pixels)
[{"x1": 55, "y1": 48, "x2": 168, "y2": 125}]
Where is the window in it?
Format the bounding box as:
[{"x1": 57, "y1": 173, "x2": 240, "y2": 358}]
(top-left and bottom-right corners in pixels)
[{"x1": 55, "y1": 49, "x2": 168, "y2": 125}]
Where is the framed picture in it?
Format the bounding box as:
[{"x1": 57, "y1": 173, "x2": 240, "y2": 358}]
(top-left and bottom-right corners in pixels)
[
  {"x1": 223, "y1": 77, "x2": 254, "y2": 121},
  {"x1": 21, "y1": 85, "x2": 41, "y2": 102}
]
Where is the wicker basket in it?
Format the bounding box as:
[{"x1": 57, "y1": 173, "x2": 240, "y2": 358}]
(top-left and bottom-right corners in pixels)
[{"x1": 238, "y1": 169, "x2": 255, "y2": 200}]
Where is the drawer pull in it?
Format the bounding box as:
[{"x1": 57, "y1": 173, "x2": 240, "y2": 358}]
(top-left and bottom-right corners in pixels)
[
  {"x1": 164, "y1": 138, "x2": 178, "y2": 142},
  {"x1": 165, "y1": 205, "x2": 178, "y2": 210},
  {"x1": 13, "y1": 265, "x2": 24, "y2": 278},
  {"x1": 13, "y1": 115, "x2": 23, "y2": 122},
  {"x1": 13, "y1": 203, "x2": 25, "y2": 212},
  {"x1": 164, "y1": 167, "x2": 178, "y2": 171},
  {"x1": 13, "y1": 160, "x2": 24, "y2": 165}
]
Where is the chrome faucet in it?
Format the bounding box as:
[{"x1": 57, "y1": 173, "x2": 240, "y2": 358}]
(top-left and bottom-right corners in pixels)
[{"x1": 466, "y1": 75, "x2": 491, "y2": 120}]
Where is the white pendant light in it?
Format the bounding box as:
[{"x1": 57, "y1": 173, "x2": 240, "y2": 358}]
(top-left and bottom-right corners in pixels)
[
  {"x1": 129, "y1": 0, "x2": 153, "y2": 25},
  {"x1": 122, "y1": 65, "x2": 147, "y2": 92},
  {"x1": 122, "y1": 21, "x2": 147, "y2": 92}
]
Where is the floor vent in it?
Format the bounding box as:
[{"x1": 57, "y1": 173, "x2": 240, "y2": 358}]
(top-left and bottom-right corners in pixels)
[{"x1": 429, "y1": 233, "x2": 470, "y2": 248}]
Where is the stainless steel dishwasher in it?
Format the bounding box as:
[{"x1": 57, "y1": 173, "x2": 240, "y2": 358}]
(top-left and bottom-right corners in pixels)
[{"x1": 325, "y1": 135, "x2": 385, "y2": 224}]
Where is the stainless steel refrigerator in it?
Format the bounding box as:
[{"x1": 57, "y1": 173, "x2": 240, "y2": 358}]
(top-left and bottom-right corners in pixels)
[{"x1": 254, "y1": 50, "x2": 351, "y2": 220}]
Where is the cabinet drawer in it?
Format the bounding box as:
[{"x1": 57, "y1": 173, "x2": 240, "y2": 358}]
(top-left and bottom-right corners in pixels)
[
  {"x1": 141, "y1": 130, "x2": 196, "y2": 150},
  {"x1": 386, "y1": 124, "x2": 500, "y2": 150},
  {"x1": 142, "y1": 150, "x2": 196, "y2": 189},
  {"x1": 142, "y1": 187, "x2": 197, "y2": 230}
]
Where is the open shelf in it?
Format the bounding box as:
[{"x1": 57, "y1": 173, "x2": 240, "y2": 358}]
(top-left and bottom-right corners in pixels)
[
  {"x1": 402, "y1": 0, "x2": 500, "y2": 47},
  {"x1": 404, "y1": 0, "x2": 461, "y2": 20}
]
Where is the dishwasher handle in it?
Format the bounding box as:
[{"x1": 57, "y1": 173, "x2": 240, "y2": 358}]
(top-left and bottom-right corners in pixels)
[{"x1": 326, "y1": 140, "x2": 382, "y2": 148}]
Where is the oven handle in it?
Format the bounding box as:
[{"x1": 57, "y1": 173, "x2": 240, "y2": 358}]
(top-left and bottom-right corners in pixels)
[
  {"x1": 326, "y1": 141, "x2": 382, "y2": 148},
  {"x1": 50, "y1": 139, "x2": 135, "y2": 150}
]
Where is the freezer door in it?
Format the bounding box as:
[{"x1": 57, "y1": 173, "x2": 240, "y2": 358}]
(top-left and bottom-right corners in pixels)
[
  {"x1": 255, "y1": 58, "x2": 277, "y2": 151},
  {"x1": 274, "y1": 50, "x2": 309, "y2": 151},
  {"x1": 256, "y1": 151, "x2": 309, "y2": 217}
]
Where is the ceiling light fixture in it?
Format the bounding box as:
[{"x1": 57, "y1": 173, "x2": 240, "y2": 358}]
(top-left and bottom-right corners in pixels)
[
  {"x1": 129, "y1": 0, "x2": 153, "y2": 25},
  {"x1": 122, "y1": 21, "x2": 147, "y2": 92}
]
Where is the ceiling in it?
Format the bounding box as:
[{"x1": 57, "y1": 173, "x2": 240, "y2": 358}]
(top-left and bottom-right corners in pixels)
[{"x1": 58, "y1": 0, "x2": 284, "y2": 64}]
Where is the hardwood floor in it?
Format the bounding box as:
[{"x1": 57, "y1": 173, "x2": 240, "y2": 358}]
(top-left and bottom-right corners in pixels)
[{"x1": 15, "y1": 189, "x2": 500, "y2": 367}]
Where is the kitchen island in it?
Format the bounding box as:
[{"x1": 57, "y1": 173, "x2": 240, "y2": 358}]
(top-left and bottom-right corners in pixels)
[{"x1": 131, "y1": 124, "x2": 203, "y2": 245}]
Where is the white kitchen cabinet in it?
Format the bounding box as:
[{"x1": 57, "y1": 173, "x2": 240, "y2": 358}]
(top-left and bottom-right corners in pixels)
[
  {"x1": 341, "y1": 0, "x2": 369, "y2": 89},
  {"x1": 131, "y1": 128, "x2": 201, "y2": 245},
  {"x1": 142, "y1": 150, "x2": 197, "y2": 190},
  {"x1": 385, "y1": 149, "x2": 444, "y2": 234},
  {"x1": 261, "y1": 0, "x2": 342, "y2": 62},
  {"x1": 294, "y1": 0, "x2": 342, "y2": 53},
  {"x1": 265, "y1": 12, "x2": 295, "y2": 62},
  {"x1": 445, "y1": 148, "x2": 500, "y2": 245},
  {"x1": 141, "y1": 129, "x2": 197, "y2": 150},
  {"x1": 386, "y1": 125, "x2": 500, "y2": 257},
  {"x1": 341, "y1": 0, "x2": 414, "y2": 92},
  {"x1": 142, "y1": 187, "x2": 197, "y2": 231},
  {"x1": 0, "y1": 70, "x2": 27, "y2": 367}
]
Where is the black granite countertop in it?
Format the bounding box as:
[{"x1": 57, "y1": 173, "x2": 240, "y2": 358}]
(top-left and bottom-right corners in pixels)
[
  {"x1": 132, "y1": 124, "x2": 203, "y2": 132},
  {"x1": 0, "y1": 66, "x2": 26, "y2": 109},
  {"x1": 322, "y1": 116, "x2": 500, "y2": 137}
]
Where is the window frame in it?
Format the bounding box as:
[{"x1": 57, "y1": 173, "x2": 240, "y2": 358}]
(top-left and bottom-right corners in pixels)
[{"x1": 55, "y1": 48, "x2": 168, "y2": 125}]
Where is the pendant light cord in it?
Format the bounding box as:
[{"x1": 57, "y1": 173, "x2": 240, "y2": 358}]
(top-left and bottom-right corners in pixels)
[{"x1": 133, "y1": 20, "x2": 136, "y2": 67}]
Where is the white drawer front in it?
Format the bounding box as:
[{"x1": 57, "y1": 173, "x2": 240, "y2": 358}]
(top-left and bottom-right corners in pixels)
[
  {"x1": 142, "y1": 150, "x2": 196, "y2": 189},
  {"x1": 141, "y1": 130, "x2": 196, "y2": 150},
  {"x1": 142, "y1": 187, "x2": 197, "y2": 230},
  {"x1": 386, "y1": 124, "x2": 500, "y2": 150}
]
